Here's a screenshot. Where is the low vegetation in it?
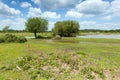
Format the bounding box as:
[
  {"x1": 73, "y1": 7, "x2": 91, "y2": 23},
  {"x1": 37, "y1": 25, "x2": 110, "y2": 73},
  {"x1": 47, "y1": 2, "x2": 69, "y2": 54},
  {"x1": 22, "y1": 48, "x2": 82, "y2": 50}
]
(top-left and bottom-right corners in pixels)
[
  {"x1": 0, "y1": 47, "x2": 112, "y2": 80},
  {"x1": 0, "y1": 36, "x2": 120, "y2": 80},
  {"x1": 0, "y1": 34, "x2": 27, "y2": 43}
]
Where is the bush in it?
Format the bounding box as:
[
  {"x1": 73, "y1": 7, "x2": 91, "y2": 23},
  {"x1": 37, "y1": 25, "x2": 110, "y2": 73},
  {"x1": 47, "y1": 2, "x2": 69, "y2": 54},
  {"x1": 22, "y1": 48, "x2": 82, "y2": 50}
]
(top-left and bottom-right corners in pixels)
[
  {"x1": 0, "y1": 38, "x2": 5, "y2": 43},
  {"x1": 52, "y1": 35, "x2": 62, "y2": 40},
  {"x1": 4, "y1": 34, "x2": 17, "y2": 42},
  {"x1": 16, "y1": 37, "x2": 27, "y2": 43},
  {"x1": 37, "y1": 35, "x2": 43, "y2": 39},
  {"x1": 0, "y1": 34, "x2": 27, "y2": 43},
  {"x1": 36, "y1": 35, "x2": 52, "y2": 39}
]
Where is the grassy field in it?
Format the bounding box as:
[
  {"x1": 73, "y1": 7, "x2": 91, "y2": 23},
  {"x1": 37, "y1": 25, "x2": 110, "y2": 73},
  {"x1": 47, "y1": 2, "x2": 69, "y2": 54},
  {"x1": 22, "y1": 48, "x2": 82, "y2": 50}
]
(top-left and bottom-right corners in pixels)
[
  {"x1": 0, "y1": 32, "x2": 52, "y2": 37},
  {"x1": 0, "y1": 33, "x2": 120, "y2": 80}
]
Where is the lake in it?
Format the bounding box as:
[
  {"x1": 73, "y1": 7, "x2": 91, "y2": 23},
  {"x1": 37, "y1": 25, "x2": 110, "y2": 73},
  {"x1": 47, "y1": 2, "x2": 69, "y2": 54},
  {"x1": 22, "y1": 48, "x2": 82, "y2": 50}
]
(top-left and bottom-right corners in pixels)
[
  {"x1": 77, "y1": 34, "x2": 120, "y2": 39},
  {"x1": 25, "y1": 34, "x2": 120, "y2": 39},
  {"x1": 25, "y1": 36, "x2": 35, "y2": 38}
]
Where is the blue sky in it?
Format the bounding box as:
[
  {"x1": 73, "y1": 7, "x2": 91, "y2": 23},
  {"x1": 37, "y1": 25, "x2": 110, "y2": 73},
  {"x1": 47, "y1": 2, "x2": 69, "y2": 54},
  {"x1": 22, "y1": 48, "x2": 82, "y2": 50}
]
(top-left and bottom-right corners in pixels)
[{"x1": 0, "y1": 0, "x2": 120, "y2": 30}]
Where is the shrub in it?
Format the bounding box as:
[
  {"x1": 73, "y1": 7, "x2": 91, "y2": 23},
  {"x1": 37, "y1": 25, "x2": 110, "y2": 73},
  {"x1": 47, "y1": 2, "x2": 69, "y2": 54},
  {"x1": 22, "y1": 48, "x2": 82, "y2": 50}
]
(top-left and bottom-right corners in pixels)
[
  {"x1": 37, "y1": 35, "x2": 43, "y2": 39},
  {"x1": 37, "y1": 35, "x2": 52, "y2": 39},
  {"x1": 0, "y1": 38, "x2": 5, "y2": 43},
  {"x1": 0, "y1": 34, "x2": 27, "y2": 43},
  {"x1": 16, "y1": 36, "x2": 27, "y2": 43},
  {"x1": 52, "y1": 35, "x2": 62, "y2": 40},
  {"x1": 4, "y1": 34, "x2": 17, "y2": 42}
]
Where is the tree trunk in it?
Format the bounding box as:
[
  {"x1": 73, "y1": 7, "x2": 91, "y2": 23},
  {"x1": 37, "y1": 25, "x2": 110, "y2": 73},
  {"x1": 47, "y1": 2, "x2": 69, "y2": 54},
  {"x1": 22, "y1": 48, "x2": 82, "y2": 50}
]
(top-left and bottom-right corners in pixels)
[{"x1": 34, "y1": 32, "x2": 37, "y2": 38}]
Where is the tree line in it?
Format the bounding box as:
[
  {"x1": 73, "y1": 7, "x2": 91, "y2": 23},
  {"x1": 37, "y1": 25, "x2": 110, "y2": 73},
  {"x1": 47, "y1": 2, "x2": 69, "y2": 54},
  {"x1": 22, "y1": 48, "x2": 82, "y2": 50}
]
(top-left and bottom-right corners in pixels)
[
  {"x1": 1, "y1": 17, "x2": 120, "y2": 38},
  {"x1": 80, "y1": 29, "x2": 120, "y2": 33},
  {"x1": 25, "y1": 17, "x2": 80, "y2": 38},
  {"x1": 1, "y1": 17, "x2": 80, "y2": 38}
]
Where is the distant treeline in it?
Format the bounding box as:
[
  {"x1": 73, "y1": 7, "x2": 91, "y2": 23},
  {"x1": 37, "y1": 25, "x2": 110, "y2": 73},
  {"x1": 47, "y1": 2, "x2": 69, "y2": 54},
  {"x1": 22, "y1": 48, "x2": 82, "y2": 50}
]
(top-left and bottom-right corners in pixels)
[
  {"x1": 0, "y1": 29, "x2": 51, "y2": 33},
  {"x1": 80, "y1": 29, "x2": 120, "y2": 33},
  {"x1": 0, "y1": 29, "x2": 120, "y2": 33},
  {"x1": 0, "y1": 29, "x2": 26, "y2": 33}
]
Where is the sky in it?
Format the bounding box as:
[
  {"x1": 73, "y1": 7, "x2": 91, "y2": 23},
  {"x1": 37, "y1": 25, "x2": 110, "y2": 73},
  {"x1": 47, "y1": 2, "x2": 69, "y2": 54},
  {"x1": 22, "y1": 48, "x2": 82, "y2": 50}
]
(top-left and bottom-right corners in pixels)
[{"x1": 0, "y1": 0, "x2": 120, "y2": 30}]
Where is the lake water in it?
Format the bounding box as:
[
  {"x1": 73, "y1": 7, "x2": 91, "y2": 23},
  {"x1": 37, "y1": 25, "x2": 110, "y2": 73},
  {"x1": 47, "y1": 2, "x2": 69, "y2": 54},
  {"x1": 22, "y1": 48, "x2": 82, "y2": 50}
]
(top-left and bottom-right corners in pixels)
[
  {"x1": 77, "y1": 34, "x2": 120, "y2": 39},
  {"x1": 25, "y1": 36, "x2": 35, "y2": 38},
  {"x1": 25, "y1": 34, "x2": 120, "y2": 39}
]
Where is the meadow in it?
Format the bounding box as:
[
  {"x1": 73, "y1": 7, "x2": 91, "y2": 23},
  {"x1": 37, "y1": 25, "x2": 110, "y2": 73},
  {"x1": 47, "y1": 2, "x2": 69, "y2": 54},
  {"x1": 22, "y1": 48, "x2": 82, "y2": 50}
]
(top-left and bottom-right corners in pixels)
[{"x1": 0, "y1": 32, "x2": 120, "y2": 80}]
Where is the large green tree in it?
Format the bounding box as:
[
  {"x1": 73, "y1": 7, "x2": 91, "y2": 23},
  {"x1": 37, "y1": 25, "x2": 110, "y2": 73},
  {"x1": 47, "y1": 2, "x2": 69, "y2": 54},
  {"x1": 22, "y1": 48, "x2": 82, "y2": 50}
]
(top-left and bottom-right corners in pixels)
[
  {"x1": 25, "y1": 17, "x2": 48, "y2": 38},
  {"x1": 53, "y1": 20, "x2": 80, "y2": 37}
]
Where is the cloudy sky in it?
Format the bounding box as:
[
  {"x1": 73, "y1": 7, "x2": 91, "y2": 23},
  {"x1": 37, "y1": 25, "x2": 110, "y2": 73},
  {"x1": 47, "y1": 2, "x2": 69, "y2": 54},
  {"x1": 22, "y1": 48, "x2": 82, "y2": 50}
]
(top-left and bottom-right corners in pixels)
[{"x1": 0, "y1": 0, "x2": 120, "y2": 30}]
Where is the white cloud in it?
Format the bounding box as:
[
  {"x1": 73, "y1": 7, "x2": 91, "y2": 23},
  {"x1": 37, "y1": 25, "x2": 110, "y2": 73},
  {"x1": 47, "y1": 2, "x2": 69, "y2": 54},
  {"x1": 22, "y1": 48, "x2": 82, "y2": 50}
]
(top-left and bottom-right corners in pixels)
[
  {"x1": 0, "y1": 2, "x2": 21, "y2": 17},
  {"x1": 101, "y1": 0, "x2": 120, "y2": 20},
  {"x1": 48, "y1": 22, "x2": 55, "y2": 31},
  {"x1": 31, "y1": 0, "x2": 40, "y2": 5},
  {"x1": 103, "y1": 15, "x2": 112, "y2": 20},
  {"x1": 110, "y1": 0, "x2": 120, "y2": 17},
  {"x1": 80, "y1": 21, "x2": 120, "y2": 30},
  {"x1": 65, "y1": 10, "x2": 83, "y2": 18},
  {"x1": 31, "y1": 0, "x2": 80, "y2": 10},
  {"x1": 11, "y1": 1, "x2": 16, "y2": 5},
  {"x1": 76, "y1": 0, "x2": 110, "y2": 15},
  {"x1": 65, "y1": 0, "x2": 110, "y2": 19},
  {"x1": 41, "y1": 11, "x2": 61, "y2": 19},
  {"x1": 21, "y1": 2, "x2": 31, "y2": 8},
  {"x1": 0, "y1": 18, "x2": 26, "y2": 30},
  {"x1": 27, "y1": 7, "x2": 61, "y2": 19},
  {"x1": 27, "y1": 7, "x2": 42, "y2": 17}
]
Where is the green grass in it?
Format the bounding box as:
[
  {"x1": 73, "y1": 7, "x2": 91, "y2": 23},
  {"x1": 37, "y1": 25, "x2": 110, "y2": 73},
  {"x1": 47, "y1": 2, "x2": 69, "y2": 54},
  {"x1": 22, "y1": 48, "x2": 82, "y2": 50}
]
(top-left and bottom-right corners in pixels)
[
  {"x1": 0, "y1": 33, "x2": 120, "y2": 80},
  {"x1": 0, "y1": 32, "x2": 52, "y2": 37}
]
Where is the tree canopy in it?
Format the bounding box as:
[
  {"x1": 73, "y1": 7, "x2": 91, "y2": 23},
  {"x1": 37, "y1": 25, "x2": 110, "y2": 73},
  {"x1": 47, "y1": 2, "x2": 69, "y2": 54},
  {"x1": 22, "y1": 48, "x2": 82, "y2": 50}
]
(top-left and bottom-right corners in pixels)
[
  {"x1": 53, "y1": 20, "x2": 80, "y2": 37},
  {"x1": 25, "y1": 17, "x2": 48, "y2": 38}
]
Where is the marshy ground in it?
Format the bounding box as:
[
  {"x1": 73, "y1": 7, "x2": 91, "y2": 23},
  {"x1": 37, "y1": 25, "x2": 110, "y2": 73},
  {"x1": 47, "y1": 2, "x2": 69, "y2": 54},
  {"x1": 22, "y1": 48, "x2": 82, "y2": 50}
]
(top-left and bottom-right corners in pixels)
[{"x1": 0, "y1": 33, "x2": 120, "y2": 80}]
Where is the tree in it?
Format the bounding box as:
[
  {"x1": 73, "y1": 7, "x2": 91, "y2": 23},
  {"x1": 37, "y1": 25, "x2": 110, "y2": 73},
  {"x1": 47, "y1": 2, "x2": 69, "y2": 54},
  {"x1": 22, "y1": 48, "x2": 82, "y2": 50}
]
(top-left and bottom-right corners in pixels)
[
  {"x1": 25, "y1": 17, "x2": 48, "y2": 38},
  {"x1": 2, "y1": 26, "x2": 10, "y2": 32},
  {"x1": 53, "y1": 20, "x2": 80, "y2": 37}
]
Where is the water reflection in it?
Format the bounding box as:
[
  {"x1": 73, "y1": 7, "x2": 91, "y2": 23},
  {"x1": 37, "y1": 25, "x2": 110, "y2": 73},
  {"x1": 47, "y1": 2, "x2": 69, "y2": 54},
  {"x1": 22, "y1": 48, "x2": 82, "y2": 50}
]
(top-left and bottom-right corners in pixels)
[{"x1": 77, "y1": 34, "x2": 120, "y2": 39}]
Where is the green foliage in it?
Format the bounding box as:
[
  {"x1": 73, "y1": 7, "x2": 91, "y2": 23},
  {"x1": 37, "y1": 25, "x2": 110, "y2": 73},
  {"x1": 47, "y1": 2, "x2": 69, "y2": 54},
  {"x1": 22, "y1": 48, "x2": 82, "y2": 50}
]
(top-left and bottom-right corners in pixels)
[
  {"x1": 80, "y1": 29, "x2": 120, "y2": 33},
  {"x1": 0, "y1": 49, "x2": 108, "y2": 80},
  {"x1": 0, "y1": 34, "x2": 27, "y2": 43},
  {"x1": 0, "y1": 38, "x2": 4, "y2": 43},
  {"x1": 4, "y1": 34, "x2": 17, "y2": 42},
  {"x1": 53, "y1": 20, "x2": 80, "y2": 37},
  {"x1": 37, "y1": 35, "x2": 52, "y2": 39},
  {"x1": 52, "y1": 35, "x2": 62, "y2": 40},
  {"x1": 16, "y1": 36, "x2": 27, "y2": 43},
  {"x1": 25, "y1": 17, "x2": 48, "y2": 38},
  {"x1": 75, "y1": 52, "x2": 86, "y2": 56},
  {"x1": 0, "y1": 49, "x2": 86, "y2": 79}
]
